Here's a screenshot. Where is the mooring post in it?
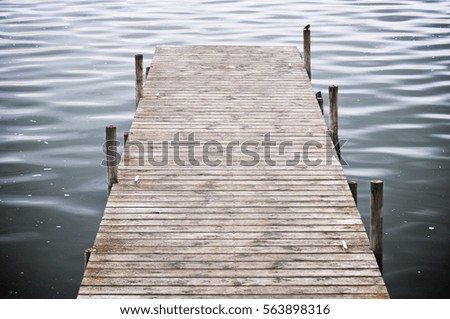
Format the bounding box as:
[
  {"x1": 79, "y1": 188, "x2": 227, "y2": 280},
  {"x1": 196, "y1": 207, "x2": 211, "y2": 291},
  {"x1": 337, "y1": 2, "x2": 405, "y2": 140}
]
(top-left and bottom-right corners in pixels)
[
  {"x1": 348, "y1": 181, "x2": 358, "y2": 205},
  {"x1": 123, "y1": 131, "x2": 129, "y2": 165},
  {"x1": 316, "y1": 91, "x2": 323, "y2": 115},
  {"x1": 329, "y1": 85, "x2": 340, "y2": 160},
  {"x1": 84, "y1": 248, "x2": 92, "y2": 269},
  {"x1": 370, "y1": 180, "x2": 384, "y2": 273},
  {"x1": 106, "y1": 125, "x2": 118, "y2": 193},
  {"x1": 303, "y1": 27, "x2": 311, "y2": 79},
  {"x1": 135, "y1": 54, "x2": 144, "y2": 108}
]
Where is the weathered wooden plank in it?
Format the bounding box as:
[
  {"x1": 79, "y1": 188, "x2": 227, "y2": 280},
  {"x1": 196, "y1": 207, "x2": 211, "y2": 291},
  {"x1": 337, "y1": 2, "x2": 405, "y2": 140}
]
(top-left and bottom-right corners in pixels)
[
  {"x1": 108, "y1": 182, "x2": 347, "y2": 189},
  {"x1": 115, "y1": 170, "x2": 348, "y2": 176},
  {"x1": 96, "y1": 225, "x2": 367, "y2": 233},
  {"x1": 78, "y1": 285, "x2": 388, "y2": 296},
  {"x1": 112, "y1": 180, "x2": 350, "y2": 187},
  {"x1": 92, "y1": 239, "x2": 366, "y2": 248},
  {"x1": 89, "y1": 252, "x2": 377, "y2": 262},
  {"x1": 82, "y1": 276, "x2": 385, "y2": 286},
  {"x1": 106, "y1": 192, "x2": 352, "y2": 199},
  {"x1": 125, "y1": 133, "x2": 332, "y2": 139},
  {"x1": 101, "y1": 213, "x2": 361, "y2": 220},
  {"x1": 103, "y1": 206, "x2": 360, "y2": 214},
  {"x1": 82, "y1": 268, "x2": 382, "y2": 278},
  {"x1": 78, "y1": 294, "x2": 387, "y2": 299},
  {"x1": 99, "y1": 219, "x2": 363, "y2": 226},
  {"x1": 115, "y1": 176, "x2": 348, "y2": 182},
  {"x1": 95, "y1": 231, "x2": 369, "y2": 240},
  {"x1": 85, "y1": 260, "x2": 379, "y2": 270},
  {"x1": 118, "y1": 163, "x2": 343, "y2": 169},
  {"x1": 105, "y1": 202, "x2": 358, "y2": 208},
  {"x1": 106, "y1": 196, "x2": 356, "y2": 203},
  {"x1": 107, "y1": 190, "x2": 355, "y2": 196},
  {"x1": 89, "y1": 245, "x2": 372, "y2": 255}
]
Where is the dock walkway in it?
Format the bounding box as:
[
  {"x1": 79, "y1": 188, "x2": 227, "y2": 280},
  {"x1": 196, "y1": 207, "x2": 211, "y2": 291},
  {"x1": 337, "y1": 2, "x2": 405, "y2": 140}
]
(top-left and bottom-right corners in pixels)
[{"x1": 78, "y1": 45, "x2": 389, "y2": 298}]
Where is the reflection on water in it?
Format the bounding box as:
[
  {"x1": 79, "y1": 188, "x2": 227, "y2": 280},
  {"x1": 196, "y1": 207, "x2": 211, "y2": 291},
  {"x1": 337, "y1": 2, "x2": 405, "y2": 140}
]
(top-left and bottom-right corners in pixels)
[{"x1": 1, "y1": 0, "x2": 449, "y2": 298}]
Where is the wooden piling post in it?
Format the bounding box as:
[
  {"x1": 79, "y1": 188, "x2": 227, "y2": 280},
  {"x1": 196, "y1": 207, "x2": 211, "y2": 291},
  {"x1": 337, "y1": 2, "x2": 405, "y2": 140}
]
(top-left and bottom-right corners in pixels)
[
  {"x1": 329, "y1": 85, "x2": 340, "y2": 160},
  {"x1": 316, "y1": 91, "x2": 323, "y2": 115},
  {"x1": 135, "y1": 54, "x2": 144, "y2": 108},
  {"x1": 106, "y1": 125, "x2": 118, "y2": 193},
  {"x1": 370, "y1": 180, "x2": 383, "y2": 273},
  {"x1": 348, "y1": 180, "x2": 357, "y2": 205},
  {"x1": 123, "y1": 131, "x2": 129, "y2": 165},
  {"x1": 84, "y1": 248, "x2": 92, "y2": 269},
  {"x1": 303, "y1": 27, "x2": 311, "y2": 79}
]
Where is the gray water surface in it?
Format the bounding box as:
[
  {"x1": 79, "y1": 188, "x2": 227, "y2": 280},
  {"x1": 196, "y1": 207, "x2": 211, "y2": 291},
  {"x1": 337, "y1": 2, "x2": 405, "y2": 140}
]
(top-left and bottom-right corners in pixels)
[{"x1": 1, "y1": 0, "x2": 449, "y2": 298}]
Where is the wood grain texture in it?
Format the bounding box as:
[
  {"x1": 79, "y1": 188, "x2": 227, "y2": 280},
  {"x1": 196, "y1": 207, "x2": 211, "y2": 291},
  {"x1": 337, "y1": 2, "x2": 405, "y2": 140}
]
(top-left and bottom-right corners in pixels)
[{"x1": 78, "y1": 45, "x2": 388, "y2": 299}]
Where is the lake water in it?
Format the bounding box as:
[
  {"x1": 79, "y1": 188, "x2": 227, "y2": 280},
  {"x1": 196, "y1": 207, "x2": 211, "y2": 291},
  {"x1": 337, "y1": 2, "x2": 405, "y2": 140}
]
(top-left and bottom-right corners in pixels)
[{"x1": 0, "y1": 0, "x2": 449, "y2": 298}]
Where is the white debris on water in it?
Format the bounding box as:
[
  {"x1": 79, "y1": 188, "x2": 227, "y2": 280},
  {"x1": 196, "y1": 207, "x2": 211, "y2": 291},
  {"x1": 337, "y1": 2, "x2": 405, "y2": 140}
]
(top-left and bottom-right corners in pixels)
[{"x1": 429, "y1": 226, "x2": 435, "y2": 230}]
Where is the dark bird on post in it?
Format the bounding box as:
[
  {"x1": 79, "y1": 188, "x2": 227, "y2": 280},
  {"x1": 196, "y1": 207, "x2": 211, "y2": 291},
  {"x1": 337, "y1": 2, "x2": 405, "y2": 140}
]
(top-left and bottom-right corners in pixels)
[{"x1": 304, "y1": 24, "x2": 310, "y2": 30}]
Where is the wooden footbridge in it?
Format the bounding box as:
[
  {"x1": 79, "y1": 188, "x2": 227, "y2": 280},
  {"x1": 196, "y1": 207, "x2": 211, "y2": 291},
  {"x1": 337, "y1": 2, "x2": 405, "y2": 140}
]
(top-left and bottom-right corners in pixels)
[{"x1": 78, "y1": 44, "x2": 389, "y2": 298}]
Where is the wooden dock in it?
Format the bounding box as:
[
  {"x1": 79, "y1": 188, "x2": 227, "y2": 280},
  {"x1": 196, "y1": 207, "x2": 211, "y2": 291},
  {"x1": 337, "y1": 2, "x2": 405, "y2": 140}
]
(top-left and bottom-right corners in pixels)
[{"x1": 78, "y1": 45, "x2": 389, "y2": 298}]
